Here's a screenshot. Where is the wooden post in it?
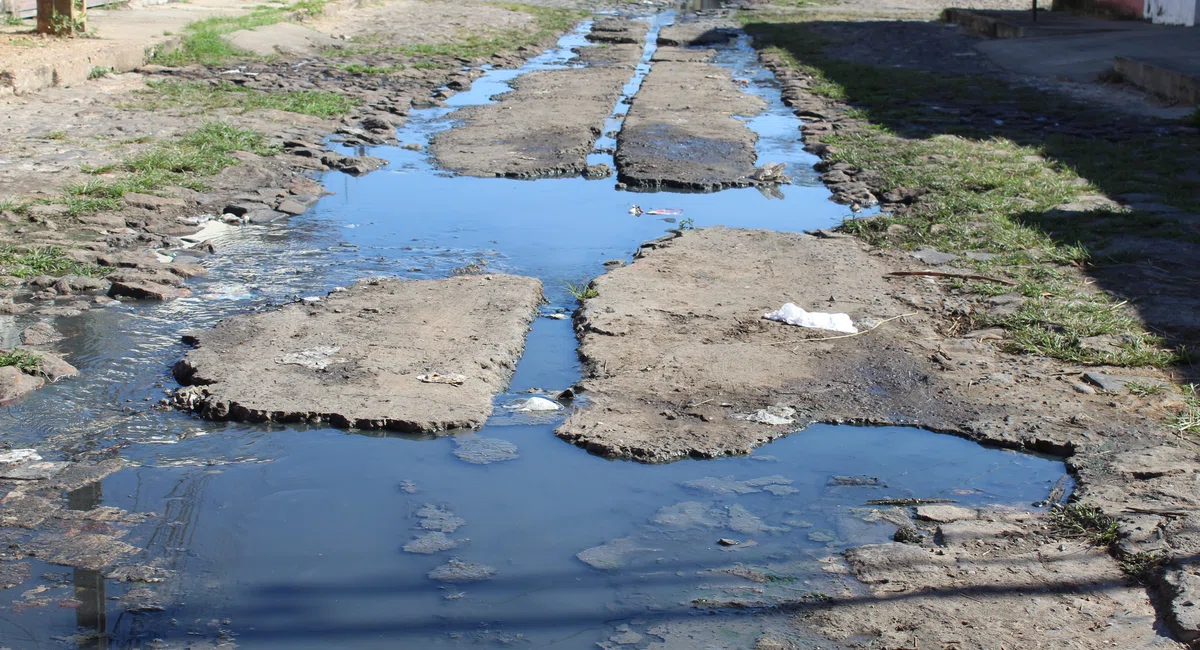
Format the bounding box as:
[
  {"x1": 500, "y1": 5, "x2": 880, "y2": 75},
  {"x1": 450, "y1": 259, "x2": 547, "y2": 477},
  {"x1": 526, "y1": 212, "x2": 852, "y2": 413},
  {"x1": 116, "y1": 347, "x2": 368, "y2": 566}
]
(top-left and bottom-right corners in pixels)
[
  {"x1": 37, "y1": 0, "x2": 84, "y2": 35},
  {"x1": 1033, "y1": 0, "x2": 1038, "y2": 21}
]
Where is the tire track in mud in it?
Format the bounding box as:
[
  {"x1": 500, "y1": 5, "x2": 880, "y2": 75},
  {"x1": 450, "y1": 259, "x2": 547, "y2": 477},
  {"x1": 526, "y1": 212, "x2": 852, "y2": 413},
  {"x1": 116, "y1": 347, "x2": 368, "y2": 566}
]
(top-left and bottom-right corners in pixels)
[{"x1": 429, "y1": 18, "x2": 650, "y2": 179}]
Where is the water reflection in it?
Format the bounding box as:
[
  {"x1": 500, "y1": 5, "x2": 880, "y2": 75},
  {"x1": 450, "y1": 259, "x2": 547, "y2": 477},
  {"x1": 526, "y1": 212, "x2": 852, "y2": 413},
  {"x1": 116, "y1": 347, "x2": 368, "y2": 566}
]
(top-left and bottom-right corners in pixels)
[{"x1": 68, "y1": 482, "x2": 108, "y2": 650}]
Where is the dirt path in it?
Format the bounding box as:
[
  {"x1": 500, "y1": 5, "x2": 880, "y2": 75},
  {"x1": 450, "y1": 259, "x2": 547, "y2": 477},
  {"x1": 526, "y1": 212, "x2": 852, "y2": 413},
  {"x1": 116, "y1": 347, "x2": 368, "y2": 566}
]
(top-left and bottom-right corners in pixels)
[
  {"x1": 173, "y1": 275, "x2": 543, "y2": 431},
  {"x1": 430, "y1": 18, "x2": 648, "y2": 178}
]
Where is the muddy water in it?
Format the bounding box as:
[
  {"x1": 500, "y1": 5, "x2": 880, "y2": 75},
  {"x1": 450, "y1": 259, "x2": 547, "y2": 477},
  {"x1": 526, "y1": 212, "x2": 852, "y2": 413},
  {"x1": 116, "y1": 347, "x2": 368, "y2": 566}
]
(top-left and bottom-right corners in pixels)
[{"x1": 0, "y1": 13, "x2": 1067, "y2": 650}]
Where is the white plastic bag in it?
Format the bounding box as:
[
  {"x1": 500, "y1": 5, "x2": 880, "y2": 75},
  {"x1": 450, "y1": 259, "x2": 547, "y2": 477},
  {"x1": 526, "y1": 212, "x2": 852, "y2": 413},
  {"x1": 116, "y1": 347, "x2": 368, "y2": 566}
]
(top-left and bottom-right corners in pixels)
[{"x1": 763, "y1": 303, "x2": 857, "y2": 334}]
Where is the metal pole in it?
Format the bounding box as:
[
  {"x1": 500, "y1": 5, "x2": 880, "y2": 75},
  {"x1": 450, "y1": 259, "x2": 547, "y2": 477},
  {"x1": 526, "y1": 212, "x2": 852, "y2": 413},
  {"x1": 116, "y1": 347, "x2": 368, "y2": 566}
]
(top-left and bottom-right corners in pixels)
[{"x1": 1033, "y1": 0, "x2": 1038, "y2": 22}]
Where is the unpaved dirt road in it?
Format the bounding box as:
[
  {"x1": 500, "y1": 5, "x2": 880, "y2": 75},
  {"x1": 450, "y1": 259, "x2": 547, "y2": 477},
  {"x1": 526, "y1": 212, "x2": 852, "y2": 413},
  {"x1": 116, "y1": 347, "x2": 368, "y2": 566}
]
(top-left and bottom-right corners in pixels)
[{"x1": 2, "y1": 0, "x2": 1200, "y2": 648}]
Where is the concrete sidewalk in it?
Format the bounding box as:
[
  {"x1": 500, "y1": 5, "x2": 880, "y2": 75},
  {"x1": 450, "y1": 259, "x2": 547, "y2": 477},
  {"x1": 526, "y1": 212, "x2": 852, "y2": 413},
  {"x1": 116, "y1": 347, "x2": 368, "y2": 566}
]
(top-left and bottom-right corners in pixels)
[
  {"x1": 947, "y1": 8, "x2": 1200, "y2": 104},
  {"x1": 0, "y1": 0, "x2": 255, "y2": 95}
]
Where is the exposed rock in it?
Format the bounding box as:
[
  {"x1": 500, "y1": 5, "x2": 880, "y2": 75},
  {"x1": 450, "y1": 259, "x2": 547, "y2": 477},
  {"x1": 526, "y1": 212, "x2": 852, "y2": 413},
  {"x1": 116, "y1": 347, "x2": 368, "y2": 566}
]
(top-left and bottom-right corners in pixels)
[
  {"x1": 20, "y1": 322, "x2": 62, "y2": 346},
  {"x1": 172, "y1": 275, "x2": 543, "y2": 431},
  {"x1": 910, "y1": 249, "x2": 957, "y2": 265},
  {"x1": 1082, "y1": 372, "x2": 1164, "y2": 393},
  {"x1": 108, "y1": 280, "x2": 191, "y2": 301},
  {"x1": 936, "y1": 520, "x2": 1023, "y2": 547},
  {"x1": 914, "y1": 504, "x2": 977, "y2": 523},
  {"x1": 1111, "y1": 447, "x2": 1198, "y2": 479},
  {"x1": 31, "y1": 351, "x2": 78, "y2": 382},
  {"x1": 0, "y1": 366, "x2": 44, "y2": 401},
  {"x1": 123, "y1": 193, "x2": 186, "y2": 211}
]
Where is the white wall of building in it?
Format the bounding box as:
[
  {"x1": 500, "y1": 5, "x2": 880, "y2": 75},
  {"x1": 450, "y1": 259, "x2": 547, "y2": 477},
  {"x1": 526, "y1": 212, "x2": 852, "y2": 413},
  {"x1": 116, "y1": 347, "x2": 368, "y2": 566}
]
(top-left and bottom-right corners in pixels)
[{"x1": 1145, "y1": 0, "x2": 1198, "y2": 25}]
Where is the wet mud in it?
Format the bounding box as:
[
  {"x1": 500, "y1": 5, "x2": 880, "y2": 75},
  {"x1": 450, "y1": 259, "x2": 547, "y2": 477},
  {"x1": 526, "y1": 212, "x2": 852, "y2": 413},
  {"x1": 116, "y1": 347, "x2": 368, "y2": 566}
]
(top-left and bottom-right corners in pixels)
[
  {"x1": 615, "y1": 50, "x2": 765, "y2": 191},
  {"x1": 173, "y1": 275, "x2": 543, "y2": 431}
]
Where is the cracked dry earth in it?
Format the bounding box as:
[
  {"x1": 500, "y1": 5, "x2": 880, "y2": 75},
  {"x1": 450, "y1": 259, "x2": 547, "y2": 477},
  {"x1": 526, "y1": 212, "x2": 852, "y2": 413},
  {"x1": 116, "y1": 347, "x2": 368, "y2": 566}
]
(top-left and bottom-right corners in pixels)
[{"x1": 1, "y1": 2, "x2": 1199, "y2": 649}]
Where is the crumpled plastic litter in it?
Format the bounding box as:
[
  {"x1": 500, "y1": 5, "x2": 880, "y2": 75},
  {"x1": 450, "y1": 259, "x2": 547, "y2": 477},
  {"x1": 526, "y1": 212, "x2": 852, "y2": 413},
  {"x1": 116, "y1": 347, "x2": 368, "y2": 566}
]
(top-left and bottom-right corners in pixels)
[
  {"x1": 0, "y1": 449, "x2": 41, "y2": 465},
  {"x1": 510, "y1": 396, "x2": 562, "y2": 412},
  {"x1": 763, "y1": 303, "x2": 857, "y2": 334},
  {"x1": 645, "y1": 208, "x2": 682, "y2": 216},
  {"x1": 417, "y1": 373, "x2": 467, "y2": 386}
]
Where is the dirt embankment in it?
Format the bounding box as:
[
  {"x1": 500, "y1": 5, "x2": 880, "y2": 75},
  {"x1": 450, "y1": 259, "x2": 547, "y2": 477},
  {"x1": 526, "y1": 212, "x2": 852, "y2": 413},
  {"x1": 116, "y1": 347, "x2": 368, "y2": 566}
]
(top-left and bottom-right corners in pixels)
[
  {"x1": 173, "y1": 275, "x2": 543, "y2": 432},
  {"x1": 559, "y1": 226, "x2": 1198, "y2": 646},
  {"x1": 430, "y1": 17, "x2": 648, "y2": 179}
]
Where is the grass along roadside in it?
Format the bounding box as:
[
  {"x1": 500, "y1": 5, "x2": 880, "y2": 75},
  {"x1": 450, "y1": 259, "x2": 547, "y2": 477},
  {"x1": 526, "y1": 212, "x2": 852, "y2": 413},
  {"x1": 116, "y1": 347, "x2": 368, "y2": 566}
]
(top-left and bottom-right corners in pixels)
[
  {"x1": 0, "y1": 246, "x2": 112, "y2": 280},
  {"x1": 338, "y1": 3, "x2": 586, "y2": 61},
  {"x1": 742, "y1": 13, "x2": 1193, "y2": 369},
  {"x1": 64, "y1": 122, "x2": 277, "y2": 215},
  {"x1": 149, "y1": 0, "x2": 329, "y2": 67},
  {"x1": 132, "y1": 81, "x2": 359, "y2": 118}
]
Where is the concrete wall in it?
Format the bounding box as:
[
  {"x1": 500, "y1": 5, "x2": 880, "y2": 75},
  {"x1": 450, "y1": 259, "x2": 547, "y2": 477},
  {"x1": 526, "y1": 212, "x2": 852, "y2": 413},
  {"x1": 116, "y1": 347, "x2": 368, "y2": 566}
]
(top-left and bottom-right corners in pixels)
[{"x1": 1145, "y1": 0, "x2": 1198, "y2": 25}]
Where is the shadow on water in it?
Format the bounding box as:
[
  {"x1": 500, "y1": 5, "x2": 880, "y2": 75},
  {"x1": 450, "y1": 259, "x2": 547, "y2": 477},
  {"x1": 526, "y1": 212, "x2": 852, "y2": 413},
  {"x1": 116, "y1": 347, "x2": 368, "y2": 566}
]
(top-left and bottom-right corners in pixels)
[
  {"x1": 742, "y1": 17, "x2": 1200, "y2": 382},
  {"x1": 0, "y1": 13, "x2": 1077, "y2": 650}
]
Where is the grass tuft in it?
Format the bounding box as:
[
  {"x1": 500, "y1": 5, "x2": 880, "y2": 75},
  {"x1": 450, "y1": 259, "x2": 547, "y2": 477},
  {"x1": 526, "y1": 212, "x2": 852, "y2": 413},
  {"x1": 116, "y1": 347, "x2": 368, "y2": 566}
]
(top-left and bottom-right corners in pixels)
[
  {"x1": 565, "y1": 279, "x2": 598, "y2": 301},
  {"x1": 1050, "y1": 503, "x2": 1119, "y2": 547},
  {"x1": 0, "y1": 349, "x2": 42, "y2": 373},
  {"x1": 338, "y1": 3, "x2": 585, "y2": 62},
  {"x1": 135, "y1": 80, "x2": 359, "y2": 118},
  {"x1": 150, "y1": 0, "x2": 328, "y2": 67},
  {"x1": 64, "y1": 122, "x2": 276, "y2": 215},
  {"x1": 741, "y1": 14, "x2": 1191, "y2": 369},
  {"x1": 1175, "y1": 384, "x2": 1200, "y2": 436},
  {"x1": 0, "y1": 246, "x2": 111, "y2": 279}
]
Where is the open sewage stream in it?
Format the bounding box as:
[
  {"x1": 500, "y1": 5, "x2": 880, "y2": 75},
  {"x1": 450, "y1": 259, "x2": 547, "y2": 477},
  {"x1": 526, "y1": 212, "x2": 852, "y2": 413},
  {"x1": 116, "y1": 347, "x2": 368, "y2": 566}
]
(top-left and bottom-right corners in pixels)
[{"x1": 0, "y1": 11, "x2": 1068, "y2": 649}]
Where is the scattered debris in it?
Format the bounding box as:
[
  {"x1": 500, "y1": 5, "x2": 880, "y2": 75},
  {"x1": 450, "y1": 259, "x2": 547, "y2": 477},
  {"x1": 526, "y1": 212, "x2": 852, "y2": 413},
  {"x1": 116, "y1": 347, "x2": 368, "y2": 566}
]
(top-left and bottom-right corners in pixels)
[{"x1": 417, "y1": 373, "x2": 467, "y2": 386}]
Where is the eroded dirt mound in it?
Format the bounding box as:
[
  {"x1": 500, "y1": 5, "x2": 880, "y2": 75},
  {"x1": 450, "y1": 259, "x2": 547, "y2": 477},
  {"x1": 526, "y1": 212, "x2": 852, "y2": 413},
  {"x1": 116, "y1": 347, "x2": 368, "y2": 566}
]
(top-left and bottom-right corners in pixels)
[
  {"x1": 557, "y1": 227, "x2": 1174, "y2": 463},
  {"x1": 173, "y1": 274, "x2": 543, "y2": 431},
  {"x1": 615, "y1": 54, "x2": 764, "y2": 191}
]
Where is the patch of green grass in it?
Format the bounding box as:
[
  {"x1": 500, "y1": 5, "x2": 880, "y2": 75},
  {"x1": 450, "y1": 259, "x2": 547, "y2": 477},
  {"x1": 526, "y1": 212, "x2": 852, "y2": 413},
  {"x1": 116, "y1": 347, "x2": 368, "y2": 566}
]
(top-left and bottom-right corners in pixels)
[
  {"x1": 79, "y1": 163, "x2": 117, "y2": 174},
  {"x1": 46, "y1": 130, "x2": 68, "y2": 140},
  {"x1": 1175, "y1": 384, "x2": 1200, "y2": 436},
  {"x1": 0, "y1": 199, "x2": 30, "y2": 213},
  {"x1": 0, "y1": 245, "x2": 111, "y2": 279},
  {"x1": 135, "y1": 80, "x2": 359, "y2": 118},
  {"x1": 1126, "y1": 380, "x2": 1166, "y2": 396},
  {"x1": 64, "y1": 122, "x2": 276, "y2": 215},
  {"x1": 4, "y1": 14, "x2": 28, "y2": 26},
  {"x1": 1120, "y1": 551, "x2": 1166, "y2": 585},
  {"x1": 0, "y1": 349, "x2": 42, "y2": 373},
  {"x1": 1050, "y1": 503, "x2": 1119, "y2": 547},
  {"x1": 336, "y1": 63, "x2": 404, "y2": 75},
  {"x1": 741, "y1": 14, "x2": 1190, "y2": 368},
  {"x1": 1186, "y1": 109, "x2": 1200, "y2": 128},
  {"x1": 565, "y1": 279, "x2": 598, "y2": 301},
  {"x1": 88, "y1": 65, "x2": 114, "y2": 79},
  {"x1": 149, "y1": 0, "x2": 328, "y2": 67},
  {"x1": 341, "y1": 3, "x2": 585, "y2": 62}
]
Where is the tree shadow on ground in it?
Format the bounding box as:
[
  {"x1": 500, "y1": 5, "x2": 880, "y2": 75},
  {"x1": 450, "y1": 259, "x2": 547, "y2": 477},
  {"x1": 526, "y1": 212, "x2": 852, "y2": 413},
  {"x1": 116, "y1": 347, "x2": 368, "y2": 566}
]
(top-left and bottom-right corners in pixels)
[{"x1": 742, "y1": 16, "x2": 1200, "y2": 384}]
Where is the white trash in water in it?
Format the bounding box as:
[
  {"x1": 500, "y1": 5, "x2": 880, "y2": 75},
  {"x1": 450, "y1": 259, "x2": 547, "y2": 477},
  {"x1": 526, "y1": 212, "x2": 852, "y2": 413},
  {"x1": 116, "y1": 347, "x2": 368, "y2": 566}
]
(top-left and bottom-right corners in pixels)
[
  {"x1": 511, "y1": 396, "x2": 562, "y2": 412},
  {"x1": 0, "y1": 449, "x2": 41, "y2": 465},
  {"x1": 763, "y1": 303, "x2": 857, "y2": 334}
]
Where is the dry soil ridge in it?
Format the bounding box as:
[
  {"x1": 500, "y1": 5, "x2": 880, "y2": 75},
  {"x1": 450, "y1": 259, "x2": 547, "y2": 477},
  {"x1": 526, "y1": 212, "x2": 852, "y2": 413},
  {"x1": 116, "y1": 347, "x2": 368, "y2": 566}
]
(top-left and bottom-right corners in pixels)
[{"x1": 172, "y1": 275, "x2": 543, "y2": 432}]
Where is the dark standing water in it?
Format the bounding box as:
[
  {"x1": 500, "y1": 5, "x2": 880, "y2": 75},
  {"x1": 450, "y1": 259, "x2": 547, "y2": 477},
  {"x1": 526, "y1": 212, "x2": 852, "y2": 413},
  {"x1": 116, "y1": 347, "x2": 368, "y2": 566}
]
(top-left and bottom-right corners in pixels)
[{"x1": 0, "y1": 13, "x2": 1067, "y2": 650}]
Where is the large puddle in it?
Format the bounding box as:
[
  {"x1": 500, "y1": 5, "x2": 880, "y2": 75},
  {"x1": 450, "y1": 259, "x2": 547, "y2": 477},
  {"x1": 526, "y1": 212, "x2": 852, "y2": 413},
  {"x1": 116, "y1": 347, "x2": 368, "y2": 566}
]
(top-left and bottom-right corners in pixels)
[{"x1": 0, "y1": 11, "x2": 1068, "y2": 649}]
